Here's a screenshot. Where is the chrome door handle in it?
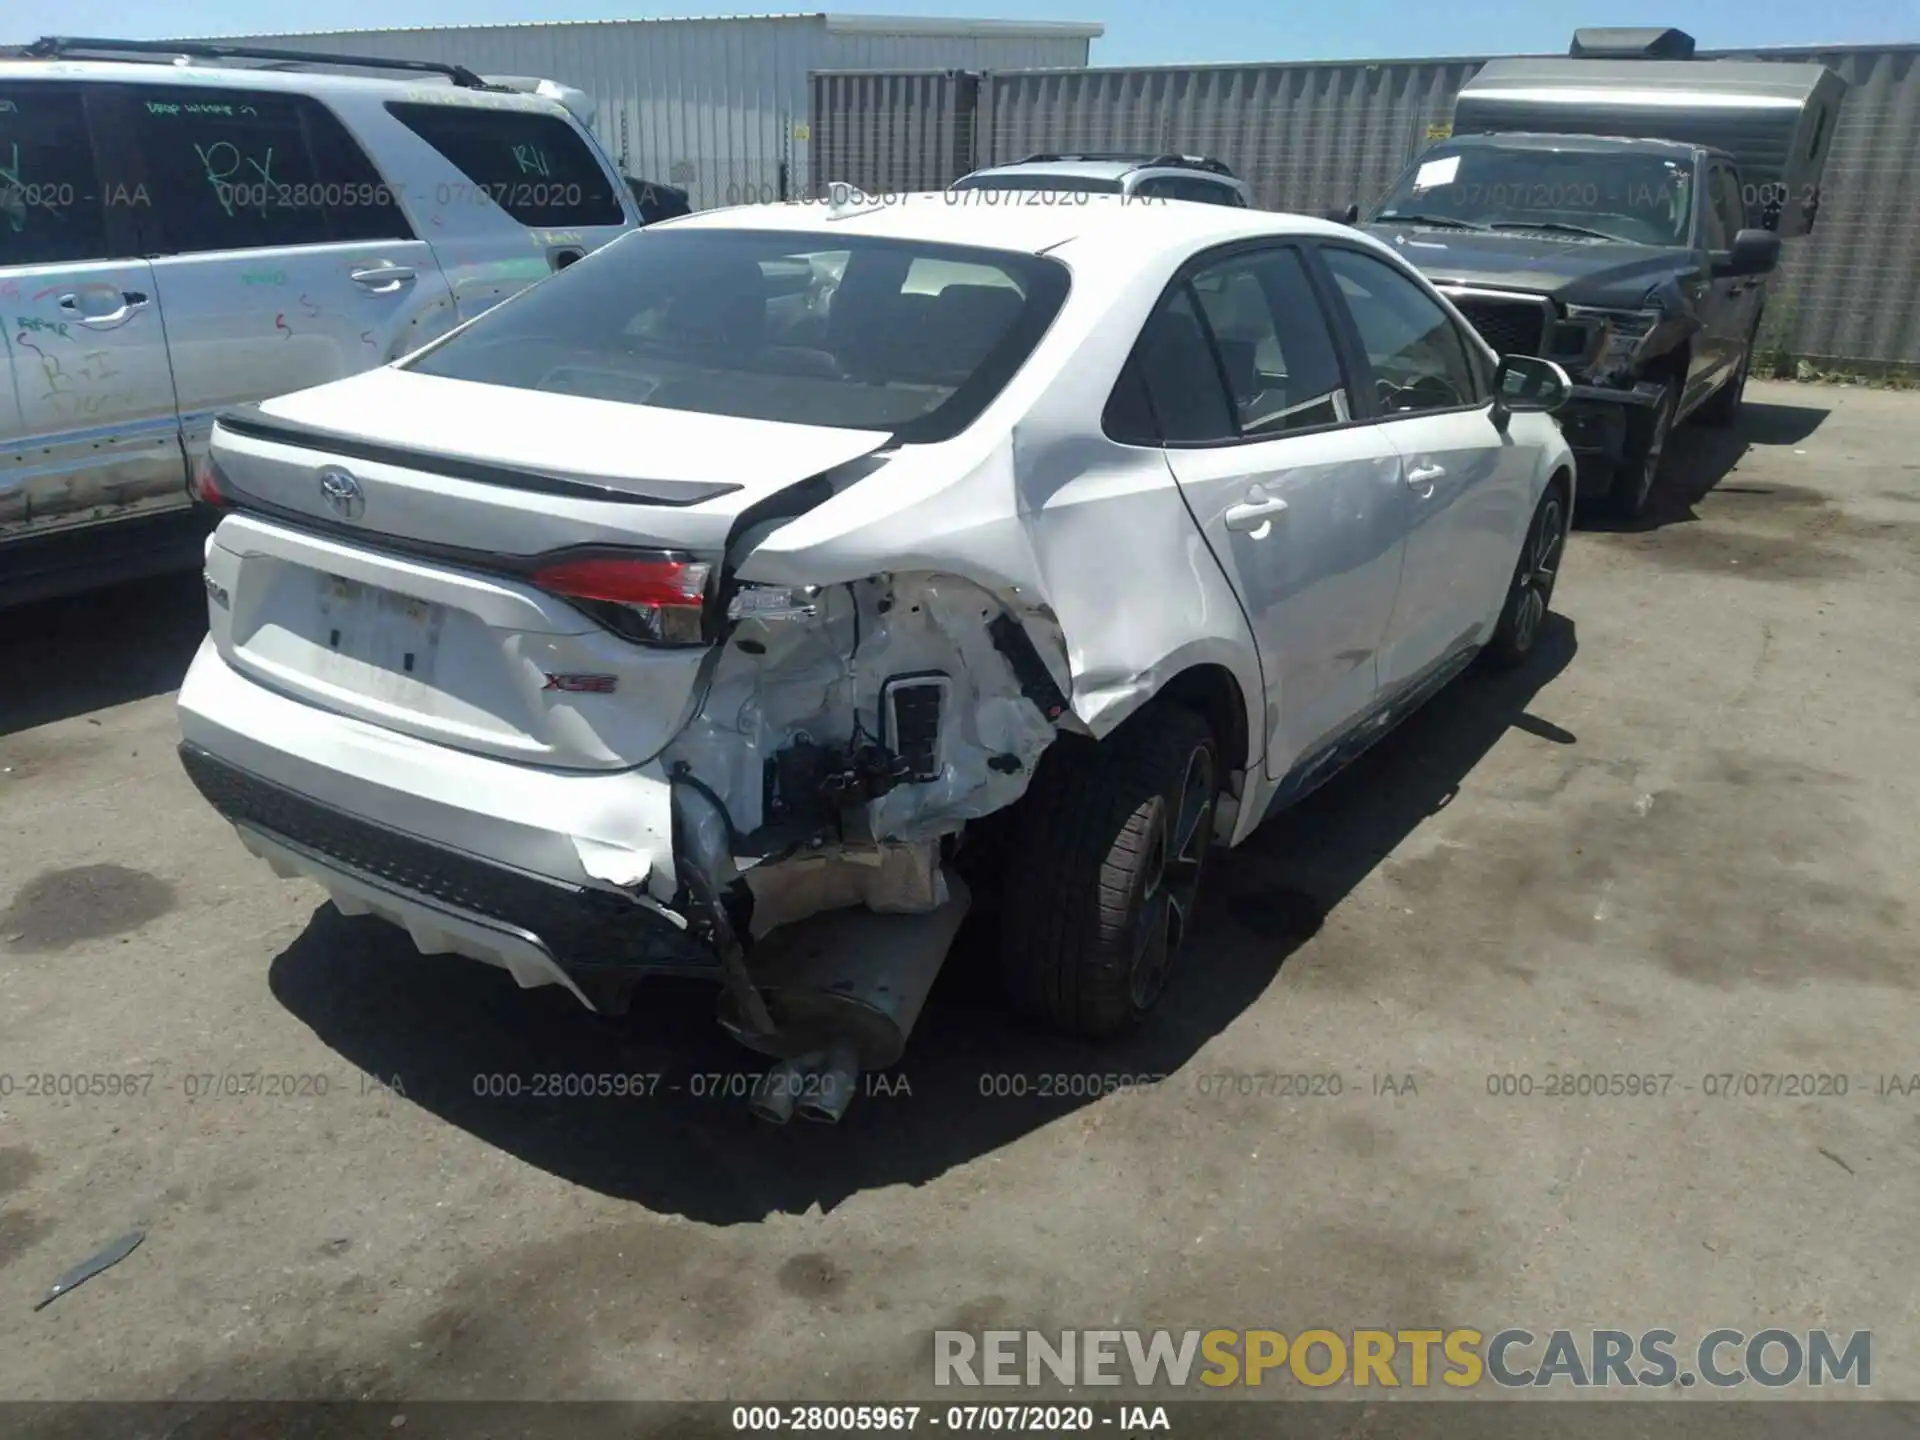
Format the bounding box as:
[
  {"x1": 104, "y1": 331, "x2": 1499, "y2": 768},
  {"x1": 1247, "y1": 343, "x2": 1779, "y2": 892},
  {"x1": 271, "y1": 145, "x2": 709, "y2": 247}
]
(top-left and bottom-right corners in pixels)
[
  {"x1": 1407, "y1": 463, "x2": 1445, "y2": 484},
  {"x1": 1223, "y1": 495, "x2": 1289, "y2": 532},
  {"x1": 60, "y1": 290, "x2": 150, "y2": 327},
  {"x1": 350, "y1": 265, "x2": 416, "y2": 291}
]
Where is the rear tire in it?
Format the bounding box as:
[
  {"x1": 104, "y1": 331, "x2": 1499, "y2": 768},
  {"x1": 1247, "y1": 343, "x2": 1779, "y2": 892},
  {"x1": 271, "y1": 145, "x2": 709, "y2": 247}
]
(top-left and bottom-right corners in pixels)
[
  {"x1": 998, "y1": 703, "x2": 1219, "y2": 1038},
  {"x1": 1606, "y1": 376, "x2": 1678, "y2": 521},
  {"x1": 1483, "y1": 481, "x2": 1568, "y2": 670}
]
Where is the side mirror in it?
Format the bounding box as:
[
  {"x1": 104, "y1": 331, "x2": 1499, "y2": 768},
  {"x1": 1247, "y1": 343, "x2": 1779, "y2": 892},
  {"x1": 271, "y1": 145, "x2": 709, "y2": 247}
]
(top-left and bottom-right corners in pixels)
[
  {"x1": 1322, "y1": 204, "x2": 1360, "y2": 225},
  {"x1": 1492, "y1": 355, "x2": 1572, "y2": 418},
  {"x1": 1718, "y1": 228, "x2": 1781, "y2": 278}
]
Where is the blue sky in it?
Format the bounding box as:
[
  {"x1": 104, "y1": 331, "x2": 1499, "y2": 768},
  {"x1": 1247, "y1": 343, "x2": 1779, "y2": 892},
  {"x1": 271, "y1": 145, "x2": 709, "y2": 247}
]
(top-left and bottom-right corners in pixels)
[{"x1": 4, "y1": 0, "x2": 1913, "y2": 65}]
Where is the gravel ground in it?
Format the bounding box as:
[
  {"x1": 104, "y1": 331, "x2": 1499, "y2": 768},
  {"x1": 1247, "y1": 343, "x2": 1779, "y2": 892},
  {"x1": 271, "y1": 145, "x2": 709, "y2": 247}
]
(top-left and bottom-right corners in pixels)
[{"x1": 1, "y1": 380, "x2": 1916, "y2": 1413}]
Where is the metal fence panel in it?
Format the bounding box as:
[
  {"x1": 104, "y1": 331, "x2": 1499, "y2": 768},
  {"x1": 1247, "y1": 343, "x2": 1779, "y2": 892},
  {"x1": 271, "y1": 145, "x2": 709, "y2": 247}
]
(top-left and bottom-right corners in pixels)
[
  {"x1": 810, "y1": 70, "x2": 980, "y2": 197},
  {"x1": 981, "y1": 60, "x2": 1483, "y2": 217}
]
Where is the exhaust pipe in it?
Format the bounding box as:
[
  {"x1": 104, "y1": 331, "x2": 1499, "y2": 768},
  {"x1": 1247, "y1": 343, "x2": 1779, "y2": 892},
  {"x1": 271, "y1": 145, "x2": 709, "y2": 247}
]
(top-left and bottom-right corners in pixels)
[
  {"x1": 796, "y1": 1043, "x2": 860, "y2": 1125},
  {"x1": 718, "y1": 874, "x2": 973, "y2": 1129},
  {"x1": 749, "y1": 1054, "x2": 817, "y2": 1126}
]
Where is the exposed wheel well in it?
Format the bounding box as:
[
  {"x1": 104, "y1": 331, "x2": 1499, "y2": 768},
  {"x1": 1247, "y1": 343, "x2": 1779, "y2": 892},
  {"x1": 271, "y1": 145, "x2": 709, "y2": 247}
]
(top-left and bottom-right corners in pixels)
[
  {"x1": 1645, "y1": 341, "x2": 1689, "y2": 389},
  {"x1": 1157, "y1": 664, "x2": 1252, "y2": 775},
  {"x1": 1547, "y1": 466, "x2": 1573, "y2": 506}
]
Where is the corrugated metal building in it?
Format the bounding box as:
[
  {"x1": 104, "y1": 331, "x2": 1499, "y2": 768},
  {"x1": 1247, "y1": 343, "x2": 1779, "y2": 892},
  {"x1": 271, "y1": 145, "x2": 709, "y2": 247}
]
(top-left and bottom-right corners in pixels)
[
  {"x1": 191, "y1": 12, "x2": 1103, "y2": 209},
  {"x1": 813, "y1": 43, "x2": 1920, "y2": 366}
]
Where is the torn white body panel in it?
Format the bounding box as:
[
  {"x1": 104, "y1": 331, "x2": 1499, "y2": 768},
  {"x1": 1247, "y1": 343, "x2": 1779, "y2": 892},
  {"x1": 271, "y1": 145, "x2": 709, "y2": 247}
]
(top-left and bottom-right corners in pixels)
[{"x1": 660, "y1": 573, "x2": 1057, "y2": 857}]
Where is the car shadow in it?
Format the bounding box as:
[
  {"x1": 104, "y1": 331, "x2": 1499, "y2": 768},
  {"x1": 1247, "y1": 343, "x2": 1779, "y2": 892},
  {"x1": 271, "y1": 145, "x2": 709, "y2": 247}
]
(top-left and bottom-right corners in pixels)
[
  {"x1": 0, "y1": 571, "x2": 207, "y2": 737},
  {"x1": 1576, "y1": 396, "x2": 1831, "y2": 534},
  {"x1": 267, "y1": 616, "x2": 1577, "y2": 1224}
]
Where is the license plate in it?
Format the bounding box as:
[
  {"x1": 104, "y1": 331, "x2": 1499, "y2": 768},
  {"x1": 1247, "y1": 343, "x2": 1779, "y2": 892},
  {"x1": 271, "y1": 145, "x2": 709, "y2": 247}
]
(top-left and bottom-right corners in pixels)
[{"x1": 313, "y1": 574, "x2": 446, "y2": 696}]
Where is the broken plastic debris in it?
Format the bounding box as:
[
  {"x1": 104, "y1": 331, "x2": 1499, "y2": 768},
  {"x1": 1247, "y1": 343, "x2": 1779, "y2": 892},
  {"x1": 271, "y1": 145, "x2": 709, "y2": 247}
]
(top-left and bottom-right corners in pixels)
[
  {"x1": 569, "y1": 836, "x2": 655, "y2": 891},
  {"x1": 33, "y1": 1228, "x2": 145, "y2": 1311}
]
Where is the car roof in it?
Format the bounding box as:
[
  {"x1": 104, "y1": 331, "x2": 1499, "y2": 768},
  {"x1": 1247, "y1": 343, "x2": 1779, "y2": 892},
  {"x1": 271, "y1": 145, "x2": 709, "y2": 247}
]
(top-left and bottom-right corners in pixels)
[
  {"x1": 965, "y1": 157, "x2": 1239, "y2": 184},
  {"x1": 663, "y1": 191, "x2": 1360, "y2": 261},
  {"x1": 0, "y1": 55, "x2": 558, "y2": 107},
  {"x1": 967, "y1": 159, "x2": 1147, "y2": 182}
]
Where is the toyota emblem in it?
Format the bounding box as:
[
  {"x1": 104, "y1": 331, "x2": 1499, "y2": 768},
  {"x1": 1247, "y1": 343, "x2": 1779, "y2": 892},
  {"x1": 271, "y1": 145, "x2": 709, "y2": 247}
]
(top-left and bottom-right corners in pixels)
[{"x1": 317, "y1": 466, "x2": 366, "y2": 520}]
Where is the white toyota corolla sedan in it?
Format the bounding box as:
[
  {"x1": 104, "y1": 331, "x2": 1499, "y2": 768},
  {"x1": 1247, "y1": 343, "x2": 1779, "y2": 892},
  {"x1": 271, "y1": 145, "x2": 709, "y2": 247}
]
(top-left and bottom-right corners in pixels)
[{"x1": 177, "y1": 189, "x2": 1574, "y2": 1122}]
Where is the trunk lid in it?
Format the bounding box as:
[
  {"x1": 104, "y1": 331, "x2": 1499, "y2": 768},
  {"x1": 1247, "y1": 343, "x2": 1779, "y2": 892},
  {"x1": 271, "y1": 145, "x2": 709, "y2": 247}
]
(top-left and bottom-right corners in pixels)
[{"x1": 203, "y1": 369, "x2": 891, "y2": 770}]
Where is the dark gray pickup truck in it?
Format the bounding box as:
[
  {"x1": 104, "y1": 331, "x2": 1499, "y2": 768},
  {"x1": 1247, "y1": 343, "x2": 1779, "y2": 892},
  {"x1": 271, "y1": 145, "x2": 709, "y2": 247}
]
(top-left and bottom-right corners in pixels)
[{"x1": 1360, "y1": 132, "x2": 1780, "y2": 519}]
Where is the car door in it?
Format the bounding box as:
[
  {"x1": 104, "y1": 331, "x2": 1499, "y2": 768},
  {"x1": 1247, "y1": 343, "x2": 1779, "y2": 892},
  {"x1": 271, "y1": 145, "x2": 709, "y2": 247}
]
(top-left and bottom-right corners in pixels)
[
  {"x1": 1, "y1": 79, "x2": 184, "y2": 552},
  {"x1": 113, "y1": 81, "x2": 455, "y2": 471},
  {"x1": 1108, "y1": 242, "x2": 1409, "y2": 781},
  {"x1": 1704, "y1": 162, "x2": 1762, "y2": 389},
  {"x1": 1314, "y1": 243, "x2": 1528, "y2": 698}
]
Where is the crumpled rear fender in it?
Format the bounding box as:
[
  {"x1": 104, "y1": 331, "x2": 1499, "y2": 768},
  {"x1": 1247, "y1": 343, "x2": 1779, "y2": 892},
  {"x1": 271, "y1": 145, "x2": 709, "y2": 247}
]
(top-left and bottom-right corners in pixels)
[{"x1": 732, "y1": 427, "x2": 1264, "y2": 762}]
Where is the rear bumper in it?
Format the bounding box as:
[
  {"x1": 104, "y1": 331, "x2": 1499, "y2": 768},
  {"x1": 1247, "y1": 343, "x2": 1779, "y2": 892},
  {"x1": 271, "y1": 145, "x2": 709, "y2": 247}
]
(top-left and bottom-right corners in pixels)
[{"x1": 177, "y1": 639, "x2": 717, "y2": 1009}]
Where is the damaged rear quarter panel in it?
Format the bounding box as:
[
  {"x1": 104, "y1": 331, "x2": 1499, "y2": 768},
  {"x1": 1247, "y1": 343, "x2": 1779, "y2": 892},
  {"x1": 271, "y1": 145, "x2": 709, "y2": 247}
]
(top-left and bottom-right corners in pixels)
[
  {"x1": 732, "y1": 239, "x2": 1265, "y2": 766},
  {"x1": 661, "y1": 572, "x2": 1058, "y2": 850}
]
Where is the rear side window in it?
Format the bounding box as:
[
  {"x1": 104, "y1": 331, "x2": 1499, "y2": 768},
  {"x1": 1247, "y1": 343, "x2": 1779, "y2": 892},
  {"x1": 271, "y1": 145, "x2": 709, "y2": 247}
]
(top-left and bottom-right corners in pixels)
[
  {"x1": 1117, "y1": 287, "x2": 1237, "y2": 444},
  {"x1": 385, "y1": 102, "x2": 624, "y2": 227},
  {"x1": 403, "y1": 228, "x2": 1070, "y2": 443},
  {"x1": 1138, "y1": 175, "x2": 1242, "y2": 207},
  {"x1": 1709, "y1": 165, "x2": 1747, "y2": 247},
  {"x1": 130, "y1": 86, "x2": 411, "y2": 253},
  {"x1": 1190, "y1": 247, "x2": 1349, "y2": 434},
  {"x1": 0, "y1": 83, "x2": 111, "y2": 266}
]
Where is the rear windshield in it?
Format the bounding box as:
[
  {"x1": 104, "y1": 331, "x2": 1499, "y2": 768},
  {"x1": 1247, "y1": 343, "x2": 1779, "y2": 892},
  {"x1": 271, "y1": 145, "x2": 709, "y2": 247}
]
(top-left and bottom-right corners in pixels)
[
  {"x1": 403, "y1": 228, "x2": 1072, "y2": 443},
  {"x1": 951, "y1": 173, "x2": 1124, "y2": 195}
]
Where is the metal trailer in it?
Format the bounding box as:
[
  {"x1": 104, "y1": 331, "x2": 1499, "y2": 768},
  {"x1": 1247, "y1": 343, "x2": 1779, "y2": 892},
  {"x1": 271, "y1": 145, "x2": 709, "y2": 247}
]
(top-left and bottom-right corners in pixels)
[{"x1": 1454, "y1": 36, "x2": 1847, "y2": 238}]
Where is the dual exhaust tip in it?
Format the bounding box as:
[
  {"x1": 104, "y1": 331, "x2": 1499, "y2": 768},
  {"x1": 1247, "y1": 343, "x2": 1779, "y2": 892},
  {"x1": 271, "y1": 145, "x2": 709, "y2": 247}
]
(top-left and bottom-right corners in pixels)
[{"x1": 749, "y1": 1042, "x2": 860, "y2": 1126}]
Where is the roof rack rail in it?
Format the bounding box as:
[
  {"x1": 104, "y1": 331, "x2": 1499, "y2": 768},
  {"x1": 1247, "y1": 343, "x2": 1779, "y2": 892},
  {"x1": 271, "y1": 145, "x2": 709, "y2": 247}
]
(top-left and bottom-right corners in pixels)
[
  {"x1": 1144, "y1": 153, "x2": 1237, "y2": 177},
  {"x1": 1016, "y1": 150, "x2": 1237, "y2": 178},
  {"x1": 21, "y1": 36, "x2": 492, "y2": 89},
  {"x1": 1019, "y1": 151, "x2": 1159, "y2": 165}
]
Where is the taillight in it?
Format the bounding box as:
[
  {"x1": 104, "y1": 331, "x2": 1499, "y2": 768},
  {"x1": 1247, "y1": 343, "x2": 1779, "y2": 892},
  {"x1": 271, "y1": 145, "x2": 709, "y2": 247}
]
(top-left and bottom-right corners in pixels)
[
  {"x1": 190, "y1": 452, "x2": 234, "y2": 509},
  {"x1": 531, "y1": 554, "x2": 713, "y2": 646}
]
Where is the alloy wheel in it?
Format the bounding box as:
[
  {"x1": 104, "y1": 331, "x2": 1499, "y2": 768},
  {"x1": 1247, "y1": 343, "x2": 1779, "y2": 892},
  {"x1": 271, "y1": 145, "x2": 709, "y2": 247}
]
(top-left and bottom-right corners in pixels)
[
  {"x1": 1128, "y1": 744, "x2": 1217, "y2": 1011},
  {"x1": 1511, "y1": 494, "x2": 1565, "y2": 653}
]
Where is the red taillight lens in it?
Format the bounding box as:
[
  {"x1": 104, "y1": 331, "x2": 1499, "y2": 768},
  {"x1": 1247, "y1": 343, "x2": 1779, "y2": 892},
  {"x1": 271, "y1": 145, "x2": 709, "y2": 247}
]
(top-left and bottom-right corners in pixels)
[
  {"x1": 531, "y1": 555, "x2": 713, "y2": 646},
  {"x1": 190, "y1": 453, "x2": 233, "y2": 509}
]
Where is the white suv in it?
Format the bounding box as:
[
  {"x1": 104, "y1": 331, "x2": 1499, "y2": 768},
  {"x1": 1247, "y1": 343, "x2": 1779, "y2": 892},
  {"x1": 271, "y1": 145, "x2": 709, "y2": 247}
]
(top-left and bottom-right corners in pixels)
[
  {"x1": 1, "y1": 36, "x2": 637, "y2": 606},
  {"x1": 175, "y1": 192, "x2": 1574, "y2": 1123}
]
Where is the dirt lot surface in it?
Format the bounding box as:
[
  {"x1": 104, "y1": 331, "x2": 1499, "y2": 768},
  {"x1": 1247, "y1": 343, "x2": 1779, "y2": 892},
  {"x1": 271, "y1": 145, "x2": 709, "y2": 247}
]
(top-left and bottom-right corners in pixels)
[{"x1": 2, "y1": 381, "x2": 1917, "y2": 1417}]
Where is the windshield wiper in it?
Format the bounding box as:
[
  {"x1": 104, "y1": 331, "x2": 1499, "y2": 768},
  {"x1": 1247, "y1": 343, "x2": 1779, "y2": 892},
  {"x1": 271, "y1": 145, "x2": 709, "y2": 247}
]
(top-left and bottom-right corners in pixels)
[
  {"x1": 1373, "y1": 212, "x2": 1490, "y2": 231},
  {"x1": 1486, "y1": 220, "x2": 1624, "y2": 242}
]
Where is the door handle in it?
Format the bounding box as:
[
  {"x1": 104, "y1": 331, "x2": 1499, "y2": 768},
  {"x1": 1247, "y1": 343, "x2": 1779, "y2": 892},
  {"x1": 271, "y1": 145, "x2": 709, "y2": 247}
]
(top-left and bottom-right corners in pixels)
[
  {"x1": 1223, "y1": 495, "x2": 1289, "y2": 532},
  {"x1": 350, "y1": 265, "x2": 416, "y2": 292},
  {"x1": 1407, "y1": 462, "x2": 1445, "y2": 484},
  {"x1": 59, "y1": 290, "x2": 150, "y2": 327}
]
